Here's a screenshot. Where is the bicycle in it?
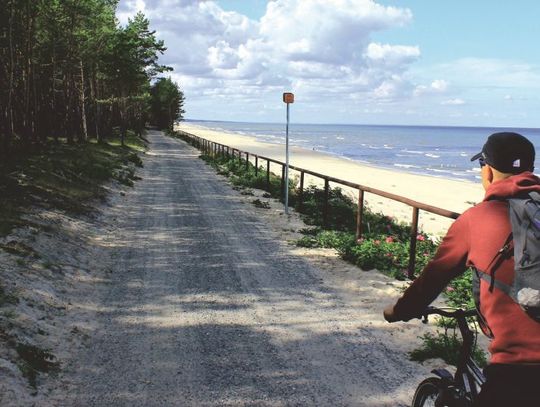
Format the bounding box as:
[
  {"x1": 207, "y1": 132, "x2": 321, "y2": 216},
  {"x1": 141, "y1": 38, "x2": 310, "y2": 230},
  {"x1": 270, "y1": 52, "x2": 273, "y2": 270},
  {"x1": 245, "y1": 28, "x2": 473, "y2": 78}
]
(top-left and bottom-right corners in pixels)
[{"x1": 411, "y1": 307, "x2": 486, "y2": 407}]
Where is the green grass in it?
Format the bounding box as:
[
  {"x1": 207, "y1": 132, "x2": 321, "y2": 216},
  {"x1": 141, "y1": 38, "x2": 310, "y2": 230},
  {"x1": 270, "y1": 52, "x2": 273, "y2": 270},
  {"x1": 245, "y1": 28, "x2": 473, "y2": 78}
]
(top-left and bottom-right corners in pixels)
[
  {"x1": 15, "y1": 342, "x2": 60, "y2": 388},
  {"x1": 0, "y1": 132, "x2": 145, "y2": 238},
  {"x1": 410, "y1": 330, "x2": 488, "y2": 368},
  {"x1": 252, "y1": 199, "x2": 271, "y2": 209},
  {"x1": 0, "y1": 285, "x2": 19, "y2": 306}
]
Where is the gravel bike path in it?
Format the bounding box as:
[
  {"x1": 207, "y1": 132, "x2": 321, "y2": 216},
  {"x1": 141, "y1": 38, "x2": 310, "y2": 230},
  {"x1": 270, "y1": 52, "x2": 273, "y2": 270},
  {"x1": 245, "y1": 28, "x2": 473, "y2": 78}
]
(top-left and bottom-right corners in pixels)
[{"x1": 48, "y1": 130, "x2": 427, "y2": 406}]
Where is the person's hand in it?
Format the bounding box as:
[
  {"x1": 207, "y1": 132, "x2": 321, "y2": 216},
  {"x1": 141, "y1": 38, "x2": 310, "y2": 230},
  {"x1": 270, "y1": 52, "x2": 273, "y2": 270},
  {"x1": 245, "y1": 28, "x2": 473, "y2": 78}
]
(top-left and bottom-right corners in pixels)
[{"x1": 383, "y1": 304, "x2": 400, "y2": 322}]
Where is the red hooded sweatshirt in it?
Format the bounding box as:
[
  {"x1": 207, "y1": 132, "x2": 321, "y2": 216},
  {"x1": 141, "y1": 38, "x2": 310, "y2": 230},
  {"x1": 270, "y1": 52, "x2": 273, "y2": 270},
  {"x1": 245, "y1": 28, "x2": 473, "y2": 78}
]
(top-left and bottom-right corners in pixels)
[{"x1": 393, "y1": 172, "x2": 540, "y2": 364}]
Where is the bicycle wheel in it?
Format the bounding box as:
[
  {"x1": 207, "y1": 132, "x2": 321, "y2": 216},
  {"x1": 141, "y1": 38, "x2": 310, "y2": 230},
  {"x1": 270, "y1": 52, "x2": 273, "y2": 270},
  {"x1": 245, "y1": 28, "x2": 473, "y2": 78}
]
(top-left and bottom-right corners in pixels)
[{"x1": 411, "y1": 377, "x2": 443, "y2": 407}]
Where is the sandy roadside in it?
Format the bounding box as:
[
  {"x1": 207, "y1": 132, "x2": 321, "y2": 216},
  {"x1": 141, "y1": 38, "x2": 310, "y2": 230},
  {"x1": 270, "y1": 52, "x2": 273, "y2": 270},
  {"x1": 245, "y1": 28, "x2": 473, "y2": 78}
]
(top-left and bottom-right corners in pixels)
[
  {"x1": 177, "y1": 122, "x2": 485, "y2": 238},
  {"x1": 1, "y1": 130, "x2": 482, "y2": 406}
]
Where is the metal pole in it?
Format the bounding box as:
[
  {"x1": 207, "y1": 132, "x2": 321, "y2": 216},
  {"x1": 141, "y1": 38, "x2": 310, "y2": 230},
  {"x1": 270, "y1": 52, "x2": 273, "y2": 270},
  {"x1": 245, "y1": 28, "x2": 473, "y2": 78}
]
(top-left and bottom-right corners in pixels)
[{"x1": 285, "y1": 102, "x2": 290, "y2": 214}]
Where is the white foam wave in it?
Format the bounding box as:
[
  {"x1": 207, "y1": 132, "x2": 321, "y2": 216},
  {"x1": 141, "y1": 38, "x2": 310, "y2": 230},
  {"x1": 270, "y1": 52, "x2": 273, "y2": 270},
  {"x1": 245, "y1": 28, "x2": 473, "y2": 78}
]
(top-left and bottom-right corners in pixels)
[
  {"x1": 394, "y1": 163, "x2": 421, "y2": 169},
  {"x1": 402, "y1": 149, "x2": 424, "y2": 154}
]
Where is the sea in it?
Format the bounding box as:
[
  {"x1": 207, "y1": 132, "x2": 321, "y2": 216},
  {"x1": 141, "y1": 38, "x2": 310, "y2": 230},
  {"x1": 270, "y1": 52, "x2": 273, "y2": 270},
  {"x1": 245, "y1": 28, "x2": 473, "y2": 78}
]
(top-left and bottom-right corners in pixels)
[{"x1": 186, "y1": 120, "x2": 540, "y2": 183}]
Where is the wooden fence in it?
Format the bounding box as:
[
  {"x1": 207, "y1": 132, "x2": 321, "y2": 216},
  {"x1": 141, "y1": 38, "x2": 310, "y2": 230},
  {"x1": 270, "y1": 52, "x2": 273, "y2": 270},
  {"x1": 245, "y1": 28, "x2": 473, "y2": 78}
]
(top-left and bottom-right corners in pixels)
[{"x1": 177, "y1": 130, "x2": 461, "y2": 278}]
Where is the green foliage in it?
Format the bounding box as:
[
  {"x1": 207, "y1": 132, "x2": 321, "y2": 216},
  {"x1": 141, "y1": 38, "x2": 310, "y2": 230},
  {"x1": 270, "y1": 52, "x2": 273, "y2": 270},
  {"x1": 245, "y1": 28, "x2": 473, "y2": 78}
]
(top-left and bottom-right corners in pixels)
[
  {"x1": 410, "y1": 330, "x2": 487, "y2": 368},
  {"x1": 444, "y1": 269, "x2": 475, "y2": 309},
  {"x1": 0, "y1": 0, "x2": 176, "y2": 150},
  {"x1": 150, "y1": 77, "x2": 185, "y2": 131},
  {"x1": 0, "y1": 285, "x2": 19, "y2": 307},
  {"x1": 252, "y1": 199, "x2": 271, "y2": 209},
  {"x1": 16, "y1": 342, "x2": 60, "y2": 388},
  {"x1": 0, "y1": 135, "x2": 144, "y2": 236}
]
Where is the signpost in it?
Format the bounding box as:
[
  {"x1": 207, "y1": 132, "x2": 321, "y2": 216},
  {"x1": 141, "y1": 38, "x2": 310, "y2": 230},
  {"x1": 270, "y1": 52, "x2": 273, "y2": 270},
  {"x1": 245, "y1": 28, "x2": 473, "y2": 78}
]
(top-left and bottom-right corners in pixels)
[{"x1": 283, "y1": 92, "x2": 294, "y2": 214}]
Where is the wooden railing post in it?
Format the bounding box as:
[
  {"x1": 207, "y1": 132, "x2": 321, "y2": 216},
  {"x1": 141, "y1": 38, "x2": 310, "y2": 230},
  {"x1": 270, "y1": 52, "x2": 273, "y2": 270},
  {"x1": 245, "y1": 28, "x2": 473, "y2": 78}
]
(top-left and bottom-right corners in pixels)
[
  {"x1": 266, "y1": 160, "x2": 270, "y2": 191},
  {"x1": 255, "y1": 156, "x2": 259, "y2": 176},
  {"x1": 323, "y1": 179, "x2": 330, "y2": 228},
  {"x1": 408, "y1": 207, "x2": 420, "y2": 279},
  {"x1": 281, "y1": 164, "x2": 286, "y2": 200},
  {"x1": 298, "y1": 171, "x2": 305, "y2": 211},
  {"x1": 245, "y1": 152, "x2": 249, "y2": 172},
  {"x1": 356, "y1": 189, "x2": 365, "y2": 241}
]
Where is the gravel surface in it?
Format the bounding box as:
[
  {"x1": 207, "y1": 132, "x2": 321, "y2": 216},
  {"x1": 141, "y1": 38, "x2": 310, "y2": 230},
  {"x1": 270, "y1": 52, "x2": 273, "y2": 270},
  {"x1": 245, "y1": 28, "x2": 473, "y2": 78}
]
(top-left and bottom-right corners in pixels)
[{"x1": 44, "y1": 130, "x2": 434, "y2": 406}]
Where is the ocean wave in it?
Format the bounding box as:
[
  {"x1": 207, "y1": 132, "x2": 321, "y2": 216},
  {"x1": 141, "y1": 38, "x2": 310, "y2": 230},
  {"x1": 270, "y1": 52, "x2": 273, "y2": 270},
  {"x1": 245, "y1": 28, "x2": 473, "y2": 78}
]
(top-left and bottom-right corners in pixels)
[
  {"x1": 427, "y1": 168, "x2": 454, "y2": 174},
  {"x1": 402, "y1": 149, "x2": 425, "y2": 155},
  {"x1": 394, "y1": 163, "x2": 421, "y2": 169},
  {"x1": 425, "y1": 153, "x2": 440, "y2": 158}
]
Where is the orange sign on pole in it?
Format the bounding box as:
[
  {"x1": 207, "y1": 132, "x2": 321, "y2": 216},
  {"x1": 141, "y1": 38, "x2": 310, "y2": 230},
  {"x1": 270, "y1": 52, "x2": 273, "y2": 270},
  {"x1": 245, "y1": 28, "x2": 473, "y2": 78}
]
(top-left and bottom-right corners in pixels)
[{"x1": 283, "y1": 92, "x2": 294, "y2": 104}]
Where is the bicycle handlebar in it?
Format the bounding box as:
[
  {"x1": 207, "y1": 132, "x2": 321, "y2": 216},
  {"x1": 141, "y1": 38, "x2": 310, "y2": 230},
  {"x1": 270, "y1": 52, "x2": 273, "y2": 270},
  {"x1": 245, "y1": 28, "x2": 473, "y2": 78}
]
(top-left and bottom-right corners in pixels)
[{"x1": 420, "y1": 306, "x2": 477, "y2": 321}]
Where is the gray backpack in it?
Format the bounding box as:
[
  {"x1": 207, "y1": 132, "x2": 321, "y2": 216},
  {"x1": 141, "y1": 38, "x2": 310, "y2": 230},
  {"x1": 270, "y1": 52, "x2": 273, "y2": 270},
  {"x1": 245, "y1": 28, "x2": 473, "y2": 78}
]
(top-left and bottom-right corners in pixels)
[{"x1": 473, "y1": 191, "x2": 540, "y2": 333}]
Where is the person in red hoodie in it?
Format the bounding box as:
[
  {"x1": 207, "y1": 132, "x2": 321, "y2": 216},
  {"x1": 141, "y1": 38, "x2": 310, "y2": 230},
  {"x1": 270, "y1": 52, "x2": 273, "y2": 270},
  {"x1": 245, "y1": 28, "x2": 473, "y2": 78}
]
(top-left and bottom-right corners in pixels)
[{"x1": 384, "y1": 132, "x2": 540, "y2": 406}]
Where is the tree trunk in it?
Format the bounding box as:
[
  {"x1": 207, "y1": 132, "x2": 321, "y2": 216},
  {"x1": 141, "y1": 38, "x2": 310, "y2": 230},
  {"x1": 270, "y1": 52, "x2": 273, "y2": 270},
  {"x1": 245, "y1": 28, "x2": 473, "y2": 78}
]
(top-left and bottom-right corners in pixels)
[
  {"x1": 89, "y1": 68, "x2": 100, "y2": 142},
  {"x1": 120, "y1": 98, "x2": 126, "y2": 147},
  {"x1": 79, "y1": 58, "x2": 88, "y2": 142},
  {"x1": 5, "y1": 0, "x2": 15, "y2": 152}
]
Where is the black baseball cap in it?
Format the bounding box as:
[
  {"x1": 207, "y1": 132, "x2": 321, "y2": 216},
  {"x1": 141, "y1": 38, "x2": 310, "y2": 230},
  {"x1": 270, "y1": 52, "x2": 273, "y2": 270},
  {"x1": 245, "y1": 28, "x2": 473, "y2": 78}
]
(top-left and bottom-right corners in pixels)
[{"x1": 471, "y1": 132, "x2": 535, "y2": 174}]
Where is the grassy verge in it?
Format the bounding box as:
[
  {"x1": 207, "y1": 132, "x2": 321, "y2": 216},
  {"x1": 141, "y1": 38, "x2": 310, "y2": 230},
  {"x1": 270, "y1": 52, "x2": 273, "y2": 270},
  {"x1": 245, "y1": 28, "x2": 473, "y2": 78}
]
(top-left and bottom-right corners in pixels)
[
  {"x1": 170, "y1": 130, "x2": 485, "y2": 367},
  {"x1": 0, "y1": 131, "x2": 145, "y2": 237}
]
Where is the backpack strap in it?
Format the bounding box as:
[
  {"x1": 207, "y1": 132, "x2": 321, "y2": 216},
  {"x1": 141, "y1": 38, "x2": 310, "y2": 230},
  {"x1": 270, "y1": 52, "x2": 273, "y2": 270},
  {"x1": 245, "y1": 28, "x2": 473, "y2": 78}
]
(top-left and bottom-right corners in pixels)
[
  {"x1": 477, "y1": 270, "x2": 513, "y2": 296},
  {"x1": 472, "y1": 267, "x2": 495, "y2": 338},
  {"x1": 486, "y1": 232, "x2": 513, "y2": 293}
]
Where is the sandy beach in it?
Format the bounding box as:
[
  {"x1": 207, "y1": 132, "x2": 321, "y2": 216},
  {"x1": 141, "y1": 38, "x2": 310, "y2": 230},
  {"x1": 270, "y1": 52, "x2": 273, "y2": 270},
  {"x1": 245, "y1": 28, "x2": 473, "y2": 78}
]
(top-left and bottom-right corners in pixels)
[{"x1": 176, "y1": 122, "x2": 485, "y2": 237}]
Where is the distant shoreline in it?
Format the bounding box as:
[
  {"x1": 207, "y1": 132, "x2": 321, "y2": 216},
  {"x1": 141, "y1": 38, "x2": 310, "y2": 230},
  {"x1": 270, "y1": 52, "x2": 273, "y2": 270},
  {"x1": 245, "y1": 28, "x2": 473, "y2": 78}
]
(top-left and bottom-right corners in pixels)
[
  {"x1": 176, "y1": 122, "x2": 485, "y2": 237},
  {"x1": 183, "y1": 120, "x2": 540, "y2": 184},
  {"x1": 184, "y1": 118, "x2": 540, "y2": 133}
]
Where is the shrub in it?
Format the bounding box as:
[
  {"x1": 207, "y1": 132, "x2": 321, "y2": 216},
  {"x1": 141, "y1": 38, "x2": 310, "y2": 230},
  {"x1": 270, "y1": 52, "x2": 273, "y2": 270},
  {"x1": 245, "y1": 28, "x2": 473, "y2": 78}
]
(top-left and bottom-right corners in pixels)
[{"x1": 410, "y1": 330, "x2": 487, "y2": 368}]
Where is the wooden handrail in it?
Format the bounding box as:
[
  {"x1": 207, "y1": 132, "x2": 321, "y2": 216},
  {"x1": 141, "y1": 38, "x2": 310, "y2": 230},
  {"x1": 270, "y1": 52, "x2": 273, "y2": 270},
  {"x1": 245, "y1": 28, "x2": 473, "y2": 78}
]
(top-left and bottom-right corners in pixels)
[{"x1": 176, "y1": 130, "x2": 461, "y2": 278}]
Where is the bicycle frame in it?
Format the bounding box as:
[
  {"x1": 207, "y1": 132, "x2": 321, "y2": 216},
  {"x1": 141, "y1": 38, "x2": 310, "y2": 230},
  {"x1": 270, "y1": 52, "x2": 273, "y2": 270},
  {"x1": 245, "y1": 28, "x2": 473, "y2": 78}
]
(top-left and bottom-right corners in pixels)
[{"x1": 422, "y1": 307, "x2": 486, "y2": 405}]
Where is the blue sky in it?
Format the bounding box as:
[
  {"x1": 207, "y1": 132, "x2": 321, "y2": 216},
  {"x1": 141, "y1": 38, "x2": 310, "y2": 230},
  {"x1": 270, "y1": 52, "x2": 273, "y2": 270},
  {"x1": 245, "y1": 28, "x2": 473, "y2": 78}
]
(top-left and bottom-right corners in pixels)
[{"x1": 117, "y1": 0, "x2": 540, "y2": 127}]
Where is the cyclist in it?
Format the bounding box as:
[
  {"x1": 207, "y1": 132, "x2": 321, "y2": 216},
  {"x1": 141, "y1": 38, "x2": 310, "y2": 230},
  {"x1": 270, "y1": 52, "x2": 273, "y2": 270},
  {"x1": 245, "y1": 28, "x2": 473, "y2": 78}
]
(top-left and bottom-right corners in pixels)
[{"x1": 383, "y1": 132, "x2": 540, "y2": 406}]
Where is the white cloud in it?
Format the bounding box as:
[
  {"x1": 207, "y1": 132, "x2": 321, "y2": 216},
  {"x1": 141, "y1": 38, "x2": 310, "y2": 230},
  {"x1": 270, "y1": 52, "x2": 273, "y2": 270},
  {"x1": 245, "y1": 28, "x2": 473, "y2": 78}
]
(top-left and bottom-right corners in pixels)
[
  {"x1": 433, "y1": 58, "x2": 540, "y2": 89},
  {"x1": 413, "y1": 79, "x2": 448, "y2": 96},
  {"x1": 365, "y1": 43, "x2": 420, "y2": 66},
  {"x1": 441, "y1": 98, "x2": 465, "y2": 105},
  {"x1": 430, "y1": 79, "x2": 448, "y2": 91},
  {"x1": 117, "y1": 0, "x2": 422, "y2": 115}
]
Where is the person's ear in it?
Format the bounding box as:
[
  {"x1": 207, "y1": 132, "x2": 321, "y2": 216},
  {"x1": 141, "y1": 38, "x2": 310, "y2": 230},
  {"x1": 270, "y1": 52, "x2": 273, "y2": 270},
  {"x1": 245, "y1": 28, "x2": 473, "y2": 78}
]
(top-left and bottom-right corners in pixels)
[
  {"x1": 486, "y1": 165, "x2": 494, "y2": 183},
  {"x1": 481, "y1": 165, "x2": 494, "y2": 190}
]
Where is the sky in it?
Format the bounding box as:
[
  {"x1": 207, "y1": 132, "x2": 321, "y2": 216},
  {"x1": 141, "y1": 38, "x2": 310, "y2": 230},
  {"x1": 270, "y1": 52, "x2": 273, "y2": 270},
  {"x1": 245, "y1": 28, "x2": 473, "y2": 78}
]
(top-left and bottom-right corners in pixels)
[{"x1": 116, "y1": 0, "x2": 540, "y2": 127}]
